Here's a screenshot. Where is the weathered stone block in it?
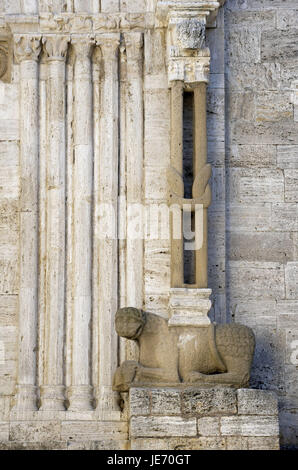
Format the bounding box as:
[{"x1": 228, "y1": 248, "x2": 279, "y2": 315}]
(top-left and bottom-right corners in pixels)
[
  {"x1": 61, "y1": 421, "x2": 128, "y2": 441},
  {"x1": 151, "y1": 388, "x2": 181, "y2": 416},
  {"x1": 131, "y1": 437, "x2": 226, "y2": 450},
  {"x1": 0, "y1": 120, "x2": 19, "y2": 140},
  {"x1": 182, "y1": 388, "x2": 237, "y2": 416},
  {"x1": 226, "y1": 29, "x2": 260, "y2": 64},
  {"x1": 0, "y1": 423, "x2": 9, "y2": 441},
  {"x1": 234, "y1": 300, "x2": 277, "y2": 329},
  {"x1": 101, "y1": 0, "x2": 119, "y2": 12},
  {"x1": 285, "y1": 263, "x2": 298, "y2": 299},
  {"x1": 226, "y1": 62, "x2": 280, "y2": 92},
  {"x1": 3, "y1": 0, "x2": 21, "y2": 14},
  {"x1": 130, "y1": 387, "x2": 151, "y2": 416},
  {"x1": 261, "y1": 29, "x2": 298, "y2": 62},
  {"x1": 228, "y1": 261, "x2": 285, "y2": 300},
  {"x1": 230, "y1": 119, "x2": 298, "y2": 145},
  {"x1": 0, "y1": 246, "x2": 19, "y2": 294},
  {"x1": 228, "y1": 168, "x2": 284, "y2": 204},
  {"x1": 228, "y1": 144, "x2": 276, "y2": 168},
  {"x1": 120, "y1": 0, "x2": 146, "y2": 11},
  {"x1": 285, "y1": 170, "x2": 298, "y2": 202},
  {"x1": 220, "y1": 416, "x2": 279, "y2": 437},
  {"x1": 237, "y1": 389, "x2": 278, "y2": 416},
  {"x1": 67, "y1": 440, "x2": 129, "y2": 450},
  {"x1": 228, "y1": 232, "x2": 294, "y2": 263},
  {"x1": 227, "y1": 203, "x2": 271, "y2": 232},
  {"x1": 0, "y1": 441, "x2": 67, "y2": 450},
  {"x1": 144, "y1": 294, "x2": 169, "y2": 318},
  {"x1": 272, "y1": 203, "x2": 298, "y2": 232},
  {"x1": 247, "y1": 436, "x2": 280, "y2": 450},
  {"x1": 277, "y1": 145, "x2": 298, "y2": 169},
  {"x1": 130, "y1": 416, "x2": 197, "y2": 438},
  {"x1": 144, "y1": 246, "x2": 170, "y2": 295},
  {"x1": 255, "y1": 91, "x2": 293, "y2": 123},
  {"x1": 197, "y1": 417, "x2": 220, "y2": 436},
  {"x1": 10, "y1": 421, "x2": 61, "y2": 442},
  {"x1": 225, "y1": 10, "x2": 276, "y2": 30},
  {"x1": 0, "y1": 295, "x2": 17, "y2": 327},
  {"x1": 277, "y1": 10, "x2": 298, "y2": 30},
  {"x1": 225, "y1": 436, "x2": 248, "y2": 450},
  {"x1": 228, "y1": 92, "x2": 255, "y2": 121}
]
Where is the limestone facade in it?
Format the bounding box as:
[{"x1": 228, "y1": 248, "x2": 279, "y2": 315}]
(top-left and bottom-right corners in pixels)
[{"x1": 0, "y1": 0, "x2": 296, "y2": 450}]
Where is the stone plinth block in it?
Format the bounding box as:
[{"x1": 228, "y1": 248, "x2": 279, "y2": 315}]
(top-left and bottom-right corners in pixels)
[
  {"x1": 168, "y1": 288, "x2": 212, "y2": 327},
  {"x1": 129, "y1": 387, "x2": 280, "y2": 450}
]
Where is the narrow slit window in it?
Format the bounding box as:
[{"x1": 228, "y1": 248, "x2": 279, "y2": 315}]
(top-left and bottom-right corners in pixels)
[
  {"x1": 183, "y1": 91, "x2": 194, "y2": 199},
  {"x1": 182, "y1": 91, "x2": 195, "y2": 285}
]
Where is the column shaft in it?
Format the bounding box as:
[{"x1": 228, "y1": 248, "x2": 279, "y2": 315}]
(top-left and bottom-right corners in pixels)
[
  {"x1": 170, "y1": 81, "x2": 184, "y2": 288},
  {"x1": 40, "y1": 36, "x2": 69, "y2": 410},
  {"x1": 193, "y1": 83, "x2": 208, "y2": 288},
  {"x1": 13, "y1": 36, "x2": 41, "y2": 412},
  {"x1": 97, "y1": 36, "x2": 120, "y2": 416},
  {"x1": 69, "y1": 39, "x2": 94, "y2": 411},
  {"x1": 125, "y1": 32, "x2": 144, "y2": 361}
]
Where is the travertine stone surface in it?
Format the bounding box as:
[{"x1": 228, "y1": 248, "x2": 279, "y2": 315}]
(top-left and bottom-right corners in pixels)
[
  {"x1": 39, "y1": 35, "x2": 69, "y2": 412},
  {"x1": 129, "y1": 387, "x2": 280, "y2": 450},
  {"x1": 69, "y1": 37, "x2": 94, "y2": 412},
  {"x1": 225, "y1": 0, "x2": 298, "y2": 448},
  {"x1": 0, "y1": 0, "x2": 295, "y2": 450}
]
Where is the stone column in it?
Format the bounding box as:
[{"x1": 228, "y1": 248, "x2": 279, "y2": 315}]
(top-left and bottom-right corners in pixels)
[
  {"x1": 124, "y1": 32, "x2": 144, "y2": 361},
  {"x1": 68, "y1": 38, "x2": 94, "y2": 411},
  {"x1": 97, "y1": 35, "x2": 120, "y2": 417},
  {"x1": 39, "y1": 36, "x2": 69, "y2": 411},
  {"x1": 13, "y1": 35, "x2": 41, "y2": 412},
  {"x1": 193, "y1": 82, "x2": 208, "y2": 288},
  {"x1": 169, "y1": 80, "x2": 184, "y2": 288}
]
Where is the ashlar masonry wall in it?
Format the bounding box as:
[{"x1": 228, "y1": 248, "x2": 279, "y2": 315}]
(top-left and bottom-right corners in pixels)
[
  {"x1": 225, "y1": 0, "x2": 298, "y2": 449},
  {"x1": 0, "y1": 0, "x2": 296, "y2": 450}
]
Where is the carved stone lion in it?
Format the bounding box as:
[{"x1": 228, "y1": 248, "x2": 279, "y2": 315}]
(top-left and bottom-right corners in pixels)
[{"x1": 113, "y1": 307, "x2": 255, "y2": 392}]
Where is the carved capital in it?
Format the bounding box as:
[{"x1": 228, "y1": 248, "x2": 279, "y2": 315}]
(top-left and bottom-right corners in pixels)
[
  {"x1": 72, "y1": 38, "x2": 94, "y2": 61},
  {"x1": 42, "y1": 36, "x2": 69, "y2": 62},
  {"x1": 14, "y1": 35, "x2": 41, "y2": 63},
  {"x1": 97, "y1": 36, "x2": 120, "y2": 60},
  {"x1": 168, "y1": 55, "x2": 210, "y2": 85},
  {"x1": 123, "y1": 32, "x2": 143, "y2": 62}
]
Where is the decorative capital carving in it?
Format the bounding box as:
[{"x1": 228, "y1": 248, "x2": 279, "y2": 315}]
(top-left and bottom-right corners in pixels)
[
  {"x1": 159, "y1": 1, "x2": 222, "y2": 85},
  {"x1": 176, "y1": 18, "x2": 206, "y2": 50},
  {"x1": 123, "y1": 32, "x2": 143, "y2": 62},
  {"x1": 42, "y1": 36, "x2": 69, "y2": 62},
  {"x1": 169, "y1": 55, "x2": 210, "y2": 85},
  {"x1": 97, "y1": 35, "x2": 120, "y2": 60},
  {"x1": 14, "y1": 35, "x2": 41, "y2": 63},
  {"x1": 71, "y1": 38, "x2": 95, "y2": 61}
]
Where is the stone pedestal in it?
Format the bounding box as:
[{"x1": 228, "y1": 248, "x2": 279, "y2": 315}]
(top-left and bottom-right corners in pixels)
[
  {"x1": 128, "y1": 387, "x2": 280, "y2": 450},
  {"x1": 168, "y1": 288, "x2": 212, "y2": 326}
]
